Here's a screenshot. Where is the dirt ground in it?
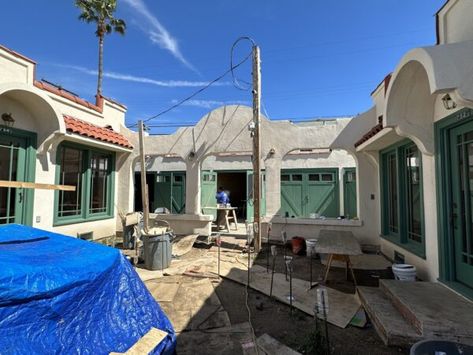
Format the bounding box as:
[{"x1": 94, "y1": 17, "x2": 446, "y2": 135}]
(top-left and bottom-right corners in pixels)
[
  {"x1": 208, "y1": 244, "x2": 408, "y2": 355},
  {"x1": 160, "y1": 240, "x2": 408, "y2": 355}
]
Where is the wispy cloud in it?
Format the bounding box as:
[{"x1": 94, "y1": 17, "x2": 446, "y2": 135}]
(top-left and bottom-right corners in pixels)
[
  {"x1": 121, "y1": 0, "x2": 196, "y2": 72},
  {"x1": 171, "y1": 99, "x2": 250, "y2": 109},
  {"x1": 56, "y1": 64, "x2": 229, "y2": 88}
]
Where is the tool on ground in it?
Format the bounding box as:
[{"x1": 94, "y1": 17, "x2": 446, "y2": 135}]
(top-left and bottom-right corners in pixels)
[
  {"x1": 285, "y1": 256, "x2": 294, "y2": 315},
  {"x1": 246, "y1": 222, "x2": 253, "y2": 286},
  {"x1": 307, "y1": 248, "x2": 319, "y2": 291},
  {"x1": 317, "y1": 287, "x2": 330, "y2": 354},
  {"x1": 269, "y1": 245, "x2": 277, "y2": 298},
  {"x1": 266, "y1": 222, "x2": 272, "y2": 273},
  {"x1": 216, "y1": 233, "x2": 221, "y2": 278},
  {"x1": 281, "y1": 231, "x2": 288, "y2": 280}
]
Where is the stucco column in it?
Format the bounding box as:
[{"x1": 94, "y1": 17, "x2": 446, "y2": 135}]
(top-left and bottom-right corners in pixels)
[
  {"x1": 185, "y1": 159, "x2": 201, "y2": 215},
  {"x1": 264, "y1": 154, "x2": 282, "y2": 217}
]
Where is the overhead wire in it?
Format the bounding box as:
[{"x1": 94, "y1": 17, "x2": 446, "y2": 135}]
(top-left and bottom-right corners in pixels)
[{"x1": 127, "y1": 37, "x2": 255, "y2": 129}]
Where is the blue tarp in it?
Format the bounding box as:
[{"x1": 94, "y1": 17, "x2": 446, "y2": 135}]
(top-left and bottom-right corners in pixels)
[{"x1": 0, "y1": 224, "x2": 176, "y2": 354}]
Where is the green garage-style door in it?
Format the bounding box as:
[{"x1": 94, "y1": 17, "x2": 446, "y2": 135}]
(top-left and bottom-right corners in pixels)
[
  {"x1": 155, "y1": 172, "x2": 186, "y2": 214},
  {"x1": 280, "y1": 169, "x2": 339, "y2": 218},
  {"x1": 343, "y1": 168, "x2": 357, "y2": 219},
  {"x1": 201, "y1": 171, "x2": 217, "y2": 219}
]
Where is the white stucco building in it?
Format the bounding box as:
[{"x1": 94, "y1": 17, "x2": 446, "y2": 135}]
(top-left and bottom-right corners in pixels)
[
  {"x1": 331, "y1": 0, "x2": 473, "y2": 298},
  {"x1": 0, "y1": 45, "x2": 134, "y2": 239}
]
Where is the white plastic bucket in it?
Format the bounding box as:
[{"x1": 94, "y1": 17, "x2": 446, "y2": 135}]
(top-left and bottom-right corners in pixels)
[
  {"x1": 392, "y1": 264, "x2": 416, "y2": 281},
  {"x1": 306, "y1": 239, "x2": 318, "y2": 258}
]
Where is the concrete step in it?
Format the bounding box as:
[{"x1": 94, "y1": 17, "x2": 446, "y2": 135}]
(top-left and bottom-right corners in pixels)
[
  {"x1": 380, "y1": 280, "x2": 473, "y2": 345},
  {"x1": 357, "y1": 286, "x2": 422, "y2": 347}
]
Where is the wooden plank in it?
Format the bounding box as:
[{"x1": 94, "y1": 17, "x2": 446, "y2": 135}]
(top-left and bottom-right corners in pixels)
[
  {"x1": 109, "y1": 327, "x2": 168, "y2": 355},
  {"x1": 0, "y1": 180, "x2": 75, "y2": 191},
  {"x1": 257, "y1": 333, "x2": 301, "y2": 355},
  {"x1": 317, "y1": 229, "x2": 362, "y2": 255}
]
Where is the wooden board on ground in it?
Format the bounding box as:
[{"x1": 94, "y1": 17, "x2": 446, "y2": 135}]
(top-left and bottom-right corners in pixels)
[
  {"x1": 157, "y1": 276, "x2": 230, "y2": 333},
  {"x1": 257, "y1": 333, "x2": 301, "y2": 355},
  {"x1": 144, "y1": 279, "x2": 180, "y2": 302},
  {"x1": 109, "y1": 327, "x2": 167, "y2": 355},
  {"x1": 219, "y1": 263, "x2": 360, "y2": 328},
  {"x1": 321, "y1": 253, "x2": 392, "y2": 270},
  {"x1": 177, "y1": 322, "x2": 255, "y2": 355},
  {"x1": 172, "y1": 234, "x2": 199, "y2": 256}
]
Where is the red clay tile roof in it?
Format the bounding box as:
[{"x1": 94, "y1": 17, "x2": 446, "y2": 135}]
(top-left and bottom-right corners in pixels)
[
  {"x1": 64, "y1": 115, "x2": 133, "y2": 149},
  {"x1": 354, "y1": 117, "x2": 384, "y2": 148},
  {"x1": 34, "y1": 80, "x2": 102, "y2": 113}
]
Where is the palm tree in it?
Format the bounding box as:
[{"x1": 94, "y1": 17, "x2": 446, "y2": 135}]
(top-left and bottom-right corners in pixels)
[{"x1": 75, "y1": 0, "x2": 126, "y2": 97}]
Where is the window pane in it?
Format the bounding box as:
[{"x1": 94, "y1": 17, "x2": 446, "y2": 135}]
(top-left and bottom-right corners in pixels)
[
  {"x1": 58, "y1": 147, "x2": 83, "y2": 217},
  {"x1": 174, "y1": 175, "x2": 183, "y2": 182},
  {"x1": 281, "y1": 174, "x2": 290, "y2": 181},
  {"x1": 406, "y1": 146, "x2": 422, "y2": 243},
  {"x1": 387, "y1": 153, "x2": 398, "y2": 233},
  {"x1": 292, "y1": 174, "x2": 302, "y2": 181},
  {"x1": 89, "y1": 153, "x2": 110, "y2": 214},
  {"x1": 321, "y1": 173, "x2": 333, "y2": 181},
  {"x1": 308, "y1": 174, "x2": 319, "y2": 181}
]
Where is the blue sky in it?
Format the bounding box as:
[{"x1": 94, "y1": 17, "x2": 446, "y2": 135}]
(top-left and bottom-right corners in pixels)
[{"x1": 1, "y1": 0, "x2": 445, "y2": 134}]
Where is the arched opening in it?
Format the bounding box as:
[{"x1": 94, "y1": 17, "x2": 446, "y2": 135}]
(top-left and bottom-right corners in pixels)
[{"x1": 385, "y1": 60, "x2": 436, "y2": 155}]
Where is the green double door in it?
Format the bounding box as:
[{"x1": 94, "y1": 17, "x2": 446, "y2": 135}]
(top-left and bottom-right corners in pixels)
[
  {"x1": 449, "y1": 121, "x2": 473, "y2": 288},
  {"x1": 0, "y1": 133, "x2": 32, "y2": 225},
  {"x1": 200, "y1": 170, "x2": 266, "y2": 221},
  {"x1": 154, "y1": 172, "x2": 186, "y2": 214},
  {"x1": 280, "y1": 169, "x2": 339, "y2": 218}
]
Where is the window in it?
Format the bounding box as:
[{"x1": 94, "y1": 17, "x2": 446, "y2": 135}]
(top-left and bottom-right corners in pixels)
[
  {"x1": 381, "y1": 141, "x2": 424, "y2": 256},
  {"x1": 281, "y1": 174, "x2": 290, "y2": 181},
  {"x1": 56, "y1": 144, "x2": 114, "y2": 225}
]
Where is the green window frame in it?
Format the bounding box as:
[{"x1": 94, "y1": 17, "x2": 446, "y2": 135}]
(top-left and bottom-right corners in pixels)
[
  {"x1": 380, "y1": 140, "x2": 425, "y2": 257},
  {"x1": 54, "y1": 142, "x2": 115, "y2": 226}
]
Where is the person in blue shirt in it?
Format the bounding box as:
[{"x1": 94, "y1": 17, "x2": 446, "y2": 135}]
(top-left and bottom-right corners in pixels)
[{"x1": 216, "y1": 186, "x2": 230, "y2": 205}]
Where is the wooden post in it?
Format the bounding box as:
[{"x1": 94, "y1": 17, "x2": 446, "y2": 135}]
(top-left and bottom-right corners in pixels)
[
  {"x1": 138, "y1": 120, "x2": 149, "y2": 232},
  {"x1": 252, "y1": 45, "x2": 262, "y2": 252}
]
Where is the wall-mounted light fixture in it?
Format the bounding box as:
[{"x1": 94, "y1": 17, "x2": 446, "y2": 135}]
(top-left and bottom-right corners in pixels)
[
  {"x1": 441, "y1": 94, "x2": 457, "y2": 110},
  {"x1": 269, "y1": 148, "x2": 276, "y2": 156},
  {"x1": 188, "y1": 151, "x2": 196, "y2": 160},
  {"x1": 1, "y1": 113, "x2": 15, "y2": 128}
]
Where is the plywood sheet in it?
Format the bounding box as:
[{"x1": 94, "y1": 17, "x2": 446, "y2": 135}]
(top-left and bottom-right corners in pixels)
[
  {"x1": 109, "y1": 327, "x2": 167, "y2": 355},
  {"x1": 144, "y1": 280, "x2": 180, "y2": 302}
]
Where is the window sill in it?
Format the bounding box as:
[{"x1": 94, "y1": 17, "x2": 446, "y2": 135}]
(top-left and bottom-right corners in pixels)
[
  {"x1": 380, "y1": 234, "x2": 426, "y2": 259},
  {"x1": 53, "y1": 214, "x2": 114, "y2": 227},
  {"x1": 268, "y1": 216, "x2": 363, "y2": 227}
]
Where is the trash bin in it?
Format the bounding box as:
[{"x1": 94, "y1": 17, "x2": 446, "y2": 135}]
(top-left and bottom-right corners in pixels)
[
  {"x1": 410, "y1": 339, "x2": 473, "y2": 355},
  {"x1": 143, "y1": 232, "x2": 173, "y2": 271}
]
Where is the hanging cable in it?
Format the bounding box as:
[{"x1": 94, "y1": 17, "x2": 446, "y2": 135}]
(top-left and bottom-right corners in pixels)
[{"x1": 230, "y1": 36, "x2": 256, "y2": 91}]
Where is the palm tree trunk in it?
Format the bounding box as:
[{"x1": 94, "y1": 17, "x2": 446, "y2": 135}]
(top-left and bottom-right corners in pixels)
[{"x1": 97, "y1": 33, "x2": 104, "y2": 96}]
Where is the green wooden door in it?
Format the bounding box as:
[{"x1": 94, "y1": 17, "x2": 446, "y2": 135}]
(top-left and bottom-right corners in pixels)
[
  {"x1": 343, "y1": 168, "x2": 357, "y2": 219},
  {"x1": 201, "y1": 171, "x2": 217, "y2": 219},
  {"x1": 449, "y1": 121, "x2": 473, "y2": 288},
  {"x1": 0, "y1": 134, "x2": 28, "y2": 224},
  {"x1": 246, "y1": 171, "x2": 266, "y2": 222},
  {"x1": 171, "y1": 173, "x2": 186, "y2": 214},
  {"x1": 281, "y1": 172, "x2": 304, "y2": 217},
  {"x1": 280, "y1": 169, "x2": 339, "y2": 218},
  {"x1": 155, "y1": 173, "x2": 171, "y2": 212},
  {"x1": 155, "y1": 172, "x2": 186, "y2": 214}
]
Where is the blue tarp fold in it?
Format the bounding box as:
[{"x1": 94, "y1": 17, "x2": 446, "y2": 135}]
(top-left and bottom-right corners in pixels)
[{"x1": 0, "y1": 224, "x2": 176, "y2": 354}]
